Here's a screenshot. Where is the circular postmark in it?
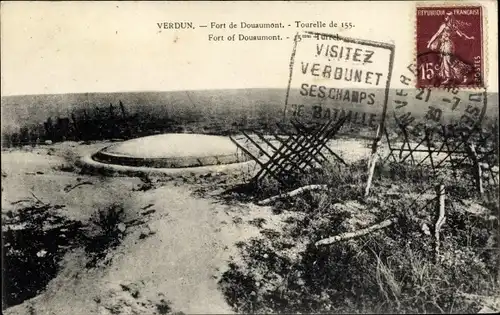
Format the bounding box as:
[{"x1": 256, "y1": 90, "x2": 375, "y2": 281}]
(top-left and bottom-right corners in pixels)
[{"x1": 390, "y1": 52, "x2": 488, "y2": 138}]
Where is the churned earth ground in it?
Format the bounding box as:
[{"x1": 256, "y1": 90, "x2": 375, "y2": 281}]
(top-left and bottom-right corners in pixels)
[
  {"x1": 2, "y1": 138, "x2": 314, "y2": 314},
  {"x1": 2, "y1": 136, "x2": 499, "y2": 314}
]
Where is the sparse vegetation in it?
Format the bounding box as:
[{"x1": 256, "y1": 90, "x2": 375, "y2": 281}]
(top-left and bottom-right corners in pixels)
[
  {"x1": 53, "y1": 147, "x2": 83, "y2": 173},
  {"x1": 54, "y1": 163, "x2": 77, "y2": 173},
  {"x1": 1, "y1": 90, "x2": 498, "y2": 314},
  {"x1": 248, "y1": 218, "x2": 267, "y2": 228},
  {"x1": 1, "y1": 201, "x2": 134, "y2": 309},
  {"x1": 219, "y1": 159, "x2": 499, "y2": 314},
  {"x1": 156, "y1": 299, "x2": 173, "y2": 314},
  {"x1": 83, "y1": 204, "x2": 127, "y2": 267},
  {"x1": 2, "y1": 203, "x2": 83, "y2": 309},
  {"x1": 134, "y1": 174, "x2": 155, "y2": 191}
]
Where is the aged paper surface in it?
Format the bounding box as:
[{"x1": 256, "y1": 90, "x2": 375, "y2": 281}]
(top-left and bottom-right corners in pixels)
[{"x1": 1, "y1": 1, "x2": 499, "y2": 314}]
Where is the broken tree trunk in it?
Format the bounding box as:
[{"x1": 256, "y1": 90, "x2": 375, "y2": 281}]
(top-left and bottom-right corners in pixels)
[
  {"x1": 257, "y1": 184, "x2": 329, "y2": 206},
  {"x1": 315, "y1": 217, "x2": 397, "y2": 246}
]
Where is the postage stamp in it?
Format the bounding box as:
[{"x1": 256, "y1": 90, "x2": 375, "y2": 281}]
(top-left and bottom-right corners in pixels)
[{"x1": 416, "y1": 5, "x2": 484, "y2": 88}]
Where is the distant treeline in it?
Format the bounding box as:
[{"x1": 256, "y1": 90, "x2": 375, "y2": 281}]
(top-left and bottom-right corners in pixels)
[
  {"x1": 0, "y1": 100, "x2": 280, "y2": 147},
  {"x1": 1, "y1": 97, "x2": 498, "y2": 148},
  {"x1": 2, "y1": 101, "x2": 143, "y2": 147}
]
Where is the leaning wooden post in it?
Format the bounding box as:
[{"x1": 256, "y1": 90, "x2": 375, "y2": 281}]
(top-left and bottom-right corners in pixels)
[
  {"x1": 365, "y1": 124, "x2": 381, "y2": 197},
  {"x1": 494, "y1": 119, "x2": 500, "y2": 286},
  {"x1": 364, "y1": 49, "x2": 392, "y2": 197},
  {"x1": 434, "y1": 184, "x2": 446, "y2": 263},
  {"x1": 466, "y1": 143, "x2": 484, "y2": 195}
]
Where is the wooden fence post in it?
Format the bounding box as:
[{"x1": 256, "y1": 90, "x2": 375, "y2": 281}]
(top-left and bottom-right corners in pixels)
[
  {"x1": 365, "y1": 124, "x2": 381, "y2": 197},
  {"x1": 434, "y1": 184, "x2": 446, "y2": 263},
  {"x1": 494, "y1": 119, "x2": 500, "y2": 286},
  {"x1": 466, "y1": 143, "x2": 484, "y2": 195}
]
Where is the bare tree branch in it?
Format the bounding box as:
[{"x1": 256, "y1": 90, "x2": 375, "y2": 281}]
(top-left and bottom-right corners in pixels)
[
  {"x1": 64, "y1": 181, "x2": 93, "y2": 193},
  {"x1": 30, "y1": 191, "x2": 45, "y2": 205},
  {"x1": 315, "y1": 217, "x2": 397, "y2": 246},
  {"x1": 256, "y1": 184, "x2": 329, "y2": 206}
]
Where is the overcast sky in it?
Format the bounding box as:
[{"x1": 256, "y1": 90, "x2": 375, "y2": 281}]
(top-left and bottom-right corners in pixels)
[{"x1": 1, "y1": 1, "x2": 498, "y2": 96}]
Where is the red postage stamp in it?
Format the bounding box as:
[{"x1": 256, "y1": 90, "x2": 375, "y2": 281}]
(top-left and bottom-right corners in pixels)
[{"x1": 416, "y1": 5, "x2": 484, "y2": 88}]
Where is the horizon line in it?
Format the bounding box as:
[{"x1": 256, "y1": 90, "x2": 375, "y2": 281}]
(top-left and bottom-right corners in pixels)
[
  {"x1": 2, "y1": 87, "x2": 499, "y2": 98},
  {"x1": 1, "y1": 87, "x2": 289, "y2": 98}
]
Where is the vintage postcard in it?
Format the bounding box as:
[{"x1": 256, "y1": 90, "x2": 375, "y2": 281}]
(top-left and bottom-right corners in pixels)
[{"x1": 1, "y1": 1, "x2": 499, "y2": 314}]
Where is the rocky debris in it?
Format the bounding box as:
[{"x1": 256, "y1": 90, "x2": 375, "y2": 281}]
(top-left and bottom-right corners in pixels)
[
  {"x1": 465, "y1": 202, "x2": 490, "y2": 215},
  {"x1": 138, "y1": 224, "x2": 156, "y2": 240},
  {"x1": 117, "y1": 223, "x2": 127, "y2": 233},
  {"x1": 97, "y1": 287, "x2": 154, "y2": 315},
  {"x1": 478, "y1": 305, "x2": 498, "y2": 313},
  {"x1": 120, "y1": 281, "x2": 143, "y2": 299},
  {"x1": 95, "y1": 282, "x2": 178, "y2": 315},
  {"x1": 459, "y1": 200, "x2": 497, "y2": 220},
  {"x1": 460, "y1": 292, "x2": 500, "y2": 314},
  {"x1": 421, "y1": 223, "x2": 431, "y2": 236}
]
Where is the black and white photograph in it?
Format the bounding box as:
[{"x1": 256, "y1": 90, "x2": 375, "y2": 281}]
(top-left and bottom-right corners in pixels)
[{"x1": 1, "y1": 1, "x2": 499, "y2": 314}]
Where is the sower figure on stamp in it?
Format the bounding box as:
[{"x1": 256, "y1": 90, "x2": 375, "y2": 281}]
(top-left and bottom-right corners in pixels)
[{"x1": 426, "y1": 11, "x2": 475, "y2": 86}]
